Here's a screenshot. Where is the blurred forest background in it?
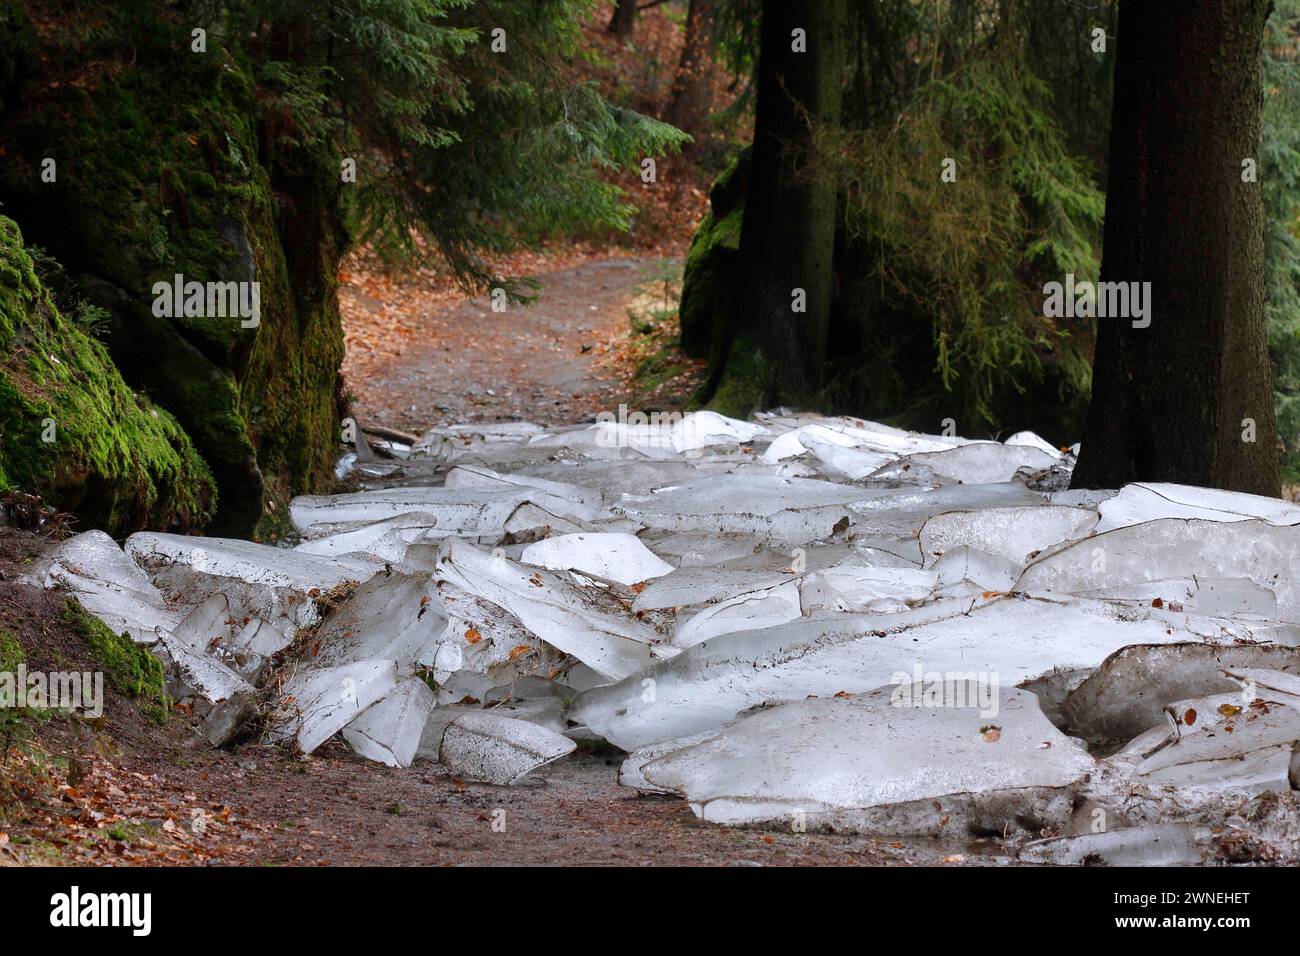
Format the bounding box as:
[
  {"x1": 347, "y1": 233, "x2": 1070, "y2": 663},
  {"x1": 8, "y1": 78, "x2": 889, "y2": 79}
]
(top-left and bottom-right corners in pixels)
[{"x1": 0, "y1": 0, "x2": 1296, "y2": 541}]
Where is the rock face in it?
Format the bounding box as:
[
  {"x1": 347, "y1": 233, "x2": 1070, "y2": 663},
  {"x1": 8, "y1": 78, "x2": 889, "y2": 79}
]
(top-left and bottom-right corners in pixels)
[
  {"x1": 24, "y1": 409, "x2": 1300, "y2": 858},
  {"x1": 0, "y1": 9, "x2": 345, "y2": 536},
  {"x1": 0, "y1": 219, "x2": 215, "y2": 533}
]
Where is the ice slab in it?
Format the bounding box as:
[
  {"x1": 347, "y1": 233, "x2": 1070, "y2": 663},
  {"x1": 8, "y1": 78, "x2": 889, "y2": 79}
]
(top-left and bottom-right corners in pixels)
[
  {"x1": 21, "y1": 530, "x2": 181, "y2": 644},
  {"x1": 1070, "y1": 576, "x2": 1279, "y2": 619},
  {"x1": 293, "y1": 512, "x2": 438, "y2": 563},
  {"x1": 572, "y1": 595, "x2": 1199, "y2": 751},
  {"x1": 435, "y1": 539, "x2": 671, "y2": 680},
  {"x1": 919, "y1": 506, "x2": 1098, "y2": 568},
  {"x1": 797, "y1": 565, "x2": 939, "y2": 615},
  {"x1": 1096, "y1": 482, "x2": 1300, "y2": 534},
  {"x1": 288, "y1": 487, "x2": 538, "y2": 537},
  {"x1": 167, "y1": 593, "x2": 271, "y2": 682},
  {"x1": 427, "y1": 580, "x2": 570, "y2": 688},
  {"x1": 438, "y1": 711, "x2": 577, "y2": 784},
  {"x1": 1004, "y1": 431, "x2": 1065, "y2": 459},
  {"x1": 341, "y1": 677, "x2": 436, "y2": 767},
  {"x1": 519, "y1": 533, "x2": 674, "y2": 586},
  {"x1": 126, "y1": 532, "x2": 375, "y2": 633},
  {"x1": 155, "y1": 630, "x2": 254, "y2": 704},
  {"x1": 639, "y1": 684, "x2": 1093, "y2": 836},
  {"x1": 502, "y1": 503, "x2": 595, "y2": 539},
  {"x1": 1117, "y1": 691, "x2": 1300, "y2": 797},
  {"x1": 932, "y1": 546, "x2": 1021, "y2": 593},
  {"x1": 269, "y1": 659, "x2": 400, "y2": 755},
  {"x1": 636, "y1": 530, "x2": 789, "y2": 569},
  {"x1": 619, "y1": 731, "x2": 722, "y2": 794},
  {"x1": 1017, "y1": 518, "x2": 1300, "y2": 621},
  {"x1": 673, "y1": 580, "x2": 803, "y2": 648},
  {"x1": 872, "y1": 443, "x2": 1058, "y2": 485},
  {"x1": 1059, "y1": 643, "x2": 1300, "y2": 746},
  {"x1": 761, "y1": 420, "x2": 958, "y2": 463},
  {"x1": 443, "y1": 464, "x2": 601, "y2": 519},
  {"x1": 310, "y1": 570, "x2": 446, "y2": 669},
  {"x1": 1019, "y1": 824, "x2": 1208, "y2": 866},
  {"x1": 613, "y1": 474, "x2": 875, "y2": 542},
  {"x1": 800, "y1": 432, "x2": 895, "y2": 480},
  {"x1": 848, "y1": 483, "x2": 1046, "y2": 538}
]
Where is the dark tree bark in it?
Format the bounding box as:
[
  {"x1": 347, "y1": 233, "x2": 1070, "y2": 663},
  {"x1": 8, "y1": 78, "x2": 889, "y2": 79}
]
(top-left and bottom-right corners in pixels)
[
  {"x1": 697, "y1": 0, "x2": 846, "y2": 416},
  {"x1": 608, "y1": 0, "x2": 638, "y2": 41},
  {"x1": 1071, "y1": 0, "x2": 1279, "y2": 496},
  {"x1": 667, "y1": 0, "x2": 718, "y2": 147}
]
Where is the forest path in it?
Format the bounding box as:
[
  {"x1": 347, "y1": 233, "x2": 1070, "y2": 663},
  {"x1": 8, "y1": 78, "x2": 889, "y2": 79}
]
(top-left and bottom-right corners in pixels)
[{"x1": 343, "y1": 256, "x2": 672, "y2": 435}]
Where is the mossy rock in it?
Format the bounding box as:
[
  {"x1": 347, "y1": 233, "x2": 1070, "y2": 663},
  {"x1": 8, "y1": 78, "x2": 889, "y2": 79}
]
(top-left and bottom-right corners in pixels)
[
  {"x1": 0, "y1": 217, "x2": 216, "y2": 533},
  {"x1": 0, "y1": 3, "x2": 346, "y2": 536},
  {"x1": 59, "y1": 598, "x2": 168, "y2": 724},
  {"x1": 678, "y1": 149, "x2": 750, "y2": 360}
]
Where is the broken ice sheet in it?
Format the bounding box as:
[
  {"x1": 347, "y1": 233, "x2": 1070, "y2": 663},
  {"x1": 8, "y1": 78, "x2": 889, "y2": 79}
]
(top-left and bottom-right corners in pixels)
[
  {"x1": 918, "y1": 505, "x2": 1098, "y2": 568},
  {"x1": 1111, "y1": 690, "x2": 1300, "y2": 798},
  {"x1": 168, "y1": 593, "x2": 272, "y2": 682},
  {"x1": 638, "y1": 684, "x2": 1093, "y2": 836},
  {"x1": 1095, "y1": 482, "x2": 1300, "y2": 534},
  {"x1": 309, "y1": 570, "x2": 446, "y2": 669},
  {"x1": 613, "y1": 473, "x2": 875, "y2": 543},
  {"x1": 126, "y1": 532, "x2": 376, "y2": 635},
  {"x1": 155, "y1": 630, "x2": 254, "y2": 705},
  {"x1": 426, "y1": 580, "x2": 572, "y2": 696},
  {"x1": 341, "y1": 677, "x2": 436, "y2": 768},
  {"x1": 1017, "y1": 517, "x2": 1300, "y2": 621},
  {"x1": 437, "y1": 711, "x2": 576, "y2": 784},
  {"x1": 572, "y1": 594, "x2": 1200, "y2": 752},
  {"x1": 21, "y1": 530, "x2": 181, "y2": 644},
  {"x1": 1059, "y1": 642, "x2": 1300, "y2": 747},
  {"x1": 761, "y1": 419, "x2": 959, "y2": 464},
  {"x1": 435, "y1": 538, "x2": 670, "y2": 680},
  {"x1": 673, "y1": 579, "x2": 803, "y2": 648},
  {"x1": 848, "y1": 483, "x2": 1046, "y2": 539},
  {"x1": 1019, "y1": 824, "x2": 1208, "y2": 866},
  {"x1": 519, "y1": 532, "x2": 674, "y2": 586},
  {"x1": 293, "y1": 511, "x2": 439, "y2": 564},
  {"x1": 268, "y1": 659, "x2": 400, "y2": 755},
  {"x1": 870, "y1": 443, "x2": 1059, "y2": 486},
  {"x1": 443, "y1": 464, "x2": 601, "y2": 519},
  {"x1": 288, "y1": 486, "x2": 539, "y2": 538}
]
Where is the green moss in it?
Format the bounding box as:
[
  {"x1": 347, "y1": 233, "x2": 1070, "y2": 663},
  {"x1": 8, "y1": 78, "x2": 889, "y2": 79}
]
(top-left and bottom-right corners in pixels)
[
  {"x1": 0, "y1": 218, "x2": 217, "y2": 532},
  {"x1": 678, "y1": 151, "x2": 749, "y2": 360},
  {"x1": 0, "y1": 5, "x2": 346, "y2": 535},
  {"x1": 0, "y1": 629, "x2": 21, "y2": 673},
  {"x1": 699, "y1": 337, "x2": 768, "y2": 420},
  {"x1": 59, "y1": 599, "x2": 168, "y2": 724}
]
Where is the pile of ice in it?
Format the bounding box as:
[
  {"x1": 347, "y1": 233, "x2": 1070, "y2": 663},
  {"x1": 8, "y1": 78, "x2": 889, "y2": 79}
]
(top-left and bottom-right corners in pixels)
[{"x1": 26, "y1": 410, "x2": 1300, "y2": 862}]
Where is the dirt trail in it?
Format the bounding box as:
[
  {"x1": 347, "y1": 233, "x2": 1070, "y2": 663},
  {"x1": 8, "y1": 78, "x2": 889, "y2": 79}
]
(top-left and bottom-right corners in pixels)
[{"x1": 344, "y1": 257, "x2": 670, "y2": 435}]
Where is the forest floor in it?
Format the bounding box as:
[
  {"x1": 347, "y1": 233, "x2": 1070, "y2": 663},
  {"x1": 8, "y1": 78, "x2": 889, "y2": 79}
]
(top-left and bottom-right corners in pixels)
[{"x1": 342, "y1": 254, "x2": 705, "y2": 434}]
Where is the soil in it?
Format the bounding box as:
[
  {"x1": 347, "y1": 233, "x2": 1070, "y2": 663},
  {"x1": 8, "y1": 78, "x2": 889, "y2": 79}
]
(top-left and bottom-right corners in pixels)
[{"x1": 344, "y1": 257, "x2": 681, "y2": 435}]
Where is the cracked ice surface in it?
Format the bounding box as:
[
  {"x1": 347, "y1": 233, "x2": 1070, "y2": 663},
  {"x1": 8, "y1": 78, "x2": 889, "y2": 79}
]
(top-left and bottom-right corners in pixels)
[
  {"x1": 24, "y1": 409, "x2": 1300, "y2": 851},
  {"x1": 637, "y1": 684, "x2": 1094, "y2": 834}
]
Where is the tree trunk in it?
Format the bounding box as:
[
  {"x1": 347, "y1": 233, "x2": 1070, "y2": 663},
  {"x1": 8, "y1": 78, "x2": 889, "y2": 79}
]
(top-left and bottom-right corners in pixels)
[
  {"x1": 608, "y1": 0, "x2": 638, "y2": 41},
  {"x1": 1070, "y1": 0, "x2": 1279, "y2": 496},
  {"x1": 667, "y1": 0, "x2": 717, "y2": 147},
  {"x1": 697, "y1": 0, "x2": 845, "y2": 416}
]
